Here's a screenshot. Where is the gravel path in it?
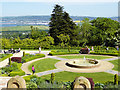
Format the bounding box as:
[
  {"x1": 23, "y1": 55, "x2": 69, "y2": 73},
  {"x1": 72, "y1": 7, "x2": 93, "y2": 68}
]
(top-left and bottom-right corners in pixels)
[{"x1": 36, "y1": 69, "x2": 63, "y2": 77}]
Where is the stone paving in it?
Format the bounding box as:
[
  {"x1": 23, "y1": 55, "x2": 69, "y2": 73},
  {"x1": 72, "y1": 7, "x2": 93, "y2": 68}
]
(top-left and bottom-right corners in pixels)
[{"x1": 0, "y1": 77, "x2": 12, "y2": 90}]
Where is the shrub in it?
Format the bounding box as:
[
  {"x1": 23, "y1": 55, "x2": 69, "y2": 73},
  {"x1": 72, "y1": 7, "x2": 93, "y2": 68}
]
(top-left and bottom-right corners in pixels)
[
  {"x1": 95, "y1": 83, "x2": 104, "y2": 89},
  {"x1": 23, "y1": 75, "x2": 39, "y2": 82},
  {"x1": 38, "y1": 81, "x2": 62, "y2": 88},
  {"x1": 26, "y1": 82, "x2": 38, "y2": 89},
  {"x1": 63, "y1": 81, "x2": 73, "y2": 89}
]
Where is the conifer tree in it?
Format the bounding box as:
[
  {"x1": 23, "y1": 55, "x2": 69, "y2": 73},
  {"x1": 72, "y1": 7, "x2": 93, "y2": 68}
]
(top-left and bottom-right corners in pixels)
[{"x1": 49, "y1": 4, "x2": 78, "y2": 45}]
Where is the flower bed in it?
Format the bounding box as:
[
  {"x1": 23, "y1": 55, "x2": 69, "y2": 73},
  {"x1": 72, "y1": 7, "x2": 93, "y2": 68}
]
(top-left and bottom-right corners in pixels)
[
  {"x1": 0, "y1": 62, "x2": 25, "y2": 76},
  {"x1": 11, "y1": 57, "x2": 22, "y2": 63}
]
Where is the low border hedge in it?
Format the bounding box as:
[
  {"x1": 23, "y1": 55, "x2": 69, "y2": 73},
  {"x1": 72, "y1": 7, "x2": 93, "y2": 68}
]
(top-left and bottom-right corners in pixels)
[
  {"x1": 49, "y1": 52, "x2": 79, "y2": 56},
  {"x1": 9, "y1": 70, "x2": 25, "y2": 76},
  {"x1": 0, "y1": 54, "x2": 13, "y2": 62},
  {"x1": 22, "y1": 54, "x2": 45, "y2": 63},
  {"x1": 90, "y1": 52, "x2": 118, "y2": 56}
]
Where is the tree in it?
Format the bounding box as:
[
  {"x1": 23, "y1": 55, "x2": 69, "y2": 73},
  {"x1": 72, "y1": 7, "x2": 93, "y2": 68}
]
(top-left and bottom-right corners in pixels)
[
  {"x1": 49, "y1": 4, "x2": 78, "y2": 45},
  {"x1": 79, "y1": 18, "x2": 91, "y2": 46},
  {"x1": 90, "y1": 17, "x2": 119, "y2": 46},
  {"x1": 57, "y1": 34, "x2": 70, "y2": 48}
]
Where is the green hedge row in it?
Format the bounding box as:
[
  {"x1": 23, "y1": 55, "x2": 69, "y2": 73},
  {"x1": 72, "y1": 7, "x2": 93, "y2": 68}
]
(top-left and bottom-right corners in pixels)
[
  {"x1": 49, "y1": 52, "x2": 79, "y2": 56},
  {"x1": 0, "y1": 54, "x2": 13, "y2": 62},
  {"x1": 9, "y1": 70, "x2": 25, "y2": 76},
  {"x1": 22, "y1": 54, "x2": 45, "y2": 63},
  {"x1": 90, "y1": 52, "x2": 118, "y2": 56}
]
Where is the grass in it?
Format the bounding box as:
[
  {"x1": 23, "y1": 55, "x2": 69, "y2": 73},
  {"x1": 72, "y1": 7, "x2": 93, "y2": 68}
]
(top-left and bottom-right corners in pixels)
[
  {"x1": 28, "y1": 58, "x2": 60, "y2": 73},
  {"x1": 1, "y1": 25, "x2": 49, "y2": 31},
  {"x1": 58, "y1": 55, "x2": 113, "y2": 60},
  {"x1": 109, "y1": 59, "x2": 120, "y2": 72},
  {"x1": 41, "y1": 71, "x2": 114, "y2": 83}
]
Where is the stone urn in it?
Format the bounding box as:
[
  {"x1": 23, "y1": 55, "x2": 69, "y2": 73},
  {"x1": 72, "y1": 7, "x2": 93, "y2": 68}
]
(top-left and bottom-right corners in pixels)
[
  {"x1": 73, "y1": 76, "x2": 91, "y2": 90},
  {"x1": 7, "y1": 75, "x2": 26, "y2": 89}
]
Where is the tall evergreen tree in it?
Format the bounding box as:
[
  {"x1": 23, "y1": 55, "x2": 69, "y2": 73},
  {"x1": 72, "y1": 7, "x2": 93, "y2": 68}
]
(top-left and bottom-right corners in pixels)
[{"x1": 49, "y1": 4, "x2": 78, "y2": 45}]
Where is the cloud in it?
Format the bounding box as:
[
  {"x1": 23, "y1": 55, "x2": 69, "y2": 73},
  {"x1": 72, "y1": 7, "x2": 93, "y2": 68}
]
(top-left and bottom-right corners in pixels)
[{"x1": 1, "y1": 0, "x2": 119, "y2": 2}]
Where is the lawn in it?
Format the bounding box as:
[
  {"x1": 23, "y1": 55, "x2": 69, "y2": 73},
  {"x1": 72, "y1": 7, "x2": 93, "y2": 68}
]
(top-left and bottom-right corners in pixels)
[
  {"x1": 41, "y1": 71, "x2": 114, "y2": 83},
  {"x1": 109, "y1": 59, "x2": 119, "y2": 72},
  {"x1": 1, "y1": 25, "x2": 49, "y2": 31},
  {"x1": 58, "y1": 55, "x2": 113, "y2": 60},
  {"x1": 28, "y1": 58, "x2": 60, "y2": 73}
]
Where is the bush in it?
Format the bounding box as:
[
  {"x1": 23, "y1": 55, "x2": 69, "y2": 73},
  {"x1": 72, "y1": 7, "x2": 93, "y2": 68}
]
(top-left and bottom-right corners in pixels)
[
  {"x1": 22, "y1": 54, "x2": 45, "y2": 63},
  {"x1": 0, "y1": 54, "x2": 13, "y2": 62}
]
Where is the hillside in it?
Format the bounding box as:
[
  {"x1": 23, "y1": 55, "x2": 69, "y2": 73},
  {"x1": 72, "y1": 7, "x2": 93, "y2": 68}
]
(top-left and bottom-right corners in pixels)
[{"x1": 1, "y1": 25, "x2": 49, "y2": 31}]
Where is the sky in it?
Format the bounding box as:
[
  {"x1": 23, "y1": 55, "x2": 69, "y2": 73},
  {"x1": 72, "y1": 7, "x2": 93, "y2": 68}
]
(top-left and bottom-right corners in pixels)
[{"x1": 1, "y1": 0, "x2": 119, "y2": 17}]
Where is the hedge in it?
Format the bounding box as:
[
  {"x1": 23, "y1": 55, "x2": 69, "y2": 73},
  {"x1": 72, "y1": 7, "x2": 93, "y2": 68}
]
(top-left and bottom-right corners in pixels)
[
  {"x1": 49, "y1": 52, "x2": 79, "y2": 56},
  {"x1": 0, "y1": 54, "x2": 13, "y2": 62},
  {"x1": 9, "y1": 70, "x2": 25, "y2": 76},
  {"x1": 90, "y1": 52, "x2": 118, "y2": 56},
  {"x1": 22, "y1": 54, "x2": 45, "y2": 63}
]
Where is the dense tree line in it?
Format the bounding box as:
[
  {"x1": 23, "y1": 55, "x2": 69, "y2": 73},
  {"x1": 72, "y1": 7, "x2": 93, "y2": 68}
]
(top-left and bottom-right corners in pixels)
[
  {"x1": 49, "y1": 4, "x2": 119, "y2": 47},
  {"x1": 1, "y1": 4, "x2": 119, "y2": 49}
]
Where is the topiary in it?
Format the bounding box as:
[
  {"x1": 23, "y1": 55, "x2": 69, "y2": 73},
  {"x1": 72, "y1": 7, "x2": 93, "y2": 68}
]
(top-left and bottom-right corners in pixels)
[
  {"x1": 114, "y1": 74, "x2": 118, "y2": 85},
  {"x1": 23, "y1": 51, "x2": 25, "y2": 57},
  {"x1": 51, "y1": 73, "x2": 55, "y2": 84},
  {"x1": 9, "y1": 58, "x2": 11, "y2": 65},
  {"x1": 68, "y1": 46, "x2": 71, "y2": 52}
]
